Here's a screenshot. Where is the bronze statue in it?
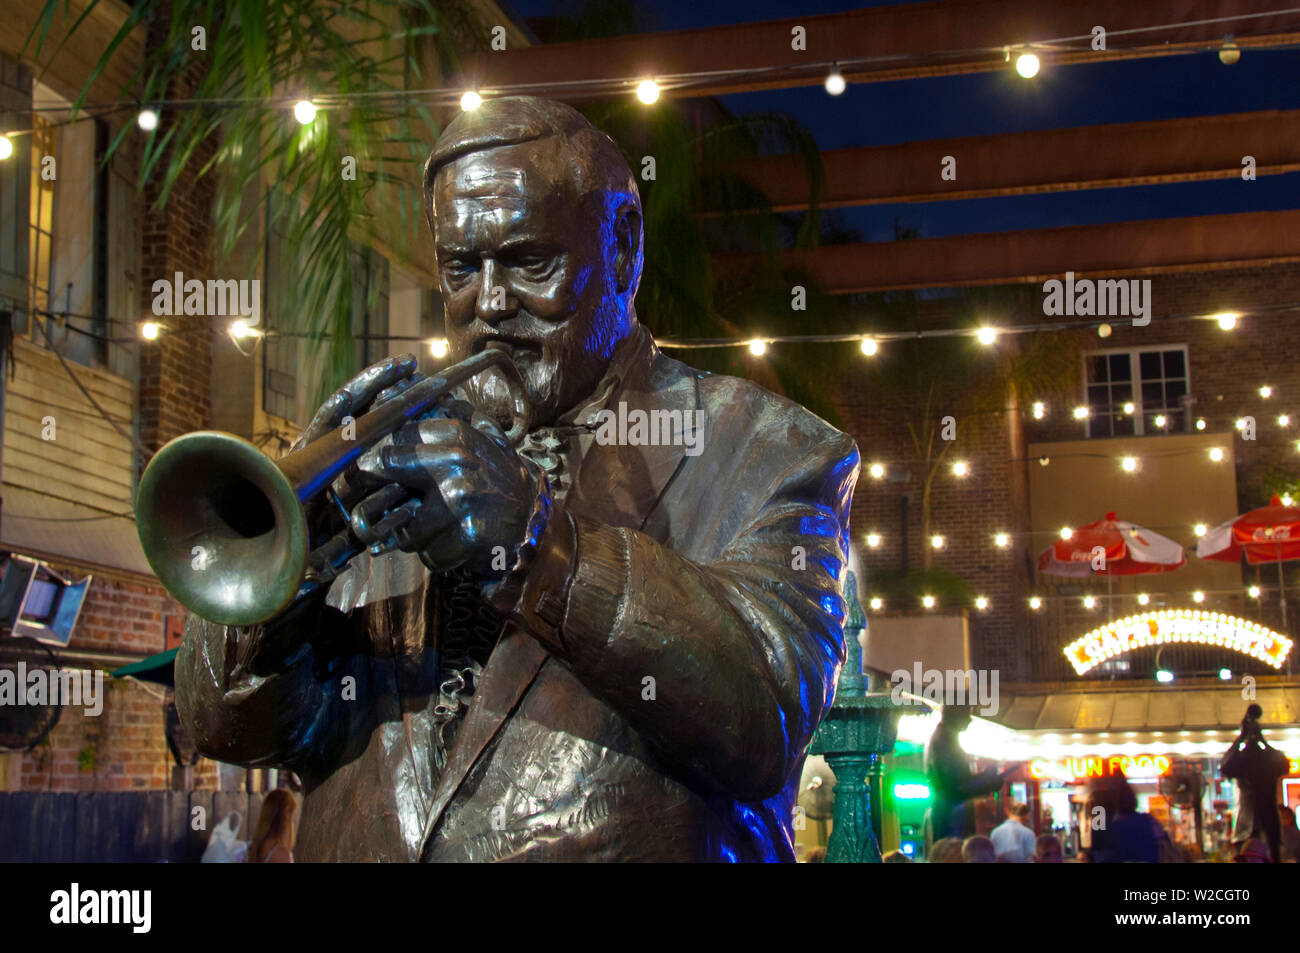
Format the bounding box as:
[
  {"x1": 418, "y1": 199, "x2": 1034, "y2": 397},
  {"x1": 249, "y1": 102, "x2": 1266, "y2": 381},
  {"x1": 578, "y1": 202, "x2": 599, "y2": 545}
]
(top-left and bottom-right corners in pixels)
[
  {"x1": 172, "y1": 97, "x2": 860, "y2": 861},
  {"x1": 1222, "y1": 703, "x2": 1289, "y2": 862}
]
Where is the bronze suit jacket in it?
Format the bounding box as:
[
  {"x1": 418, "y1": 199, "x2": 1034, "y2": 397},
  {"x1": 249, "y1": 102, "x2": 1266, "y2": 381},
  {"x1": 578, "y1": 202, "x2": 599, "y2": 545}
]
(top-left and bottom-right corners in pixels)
[{"x1": 175, "y1": 326, "x2": 860, "y2": 862}]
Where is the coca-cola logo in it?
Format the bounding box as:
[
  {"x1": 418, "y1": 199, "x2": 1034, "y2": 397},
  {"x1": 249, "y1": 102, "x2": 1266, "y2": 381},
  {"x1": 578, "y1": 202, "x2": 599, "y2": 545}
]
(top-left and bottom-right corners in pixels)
[{"x1": 1251, "y1": 526, "x2": 1292, "y2": 540}]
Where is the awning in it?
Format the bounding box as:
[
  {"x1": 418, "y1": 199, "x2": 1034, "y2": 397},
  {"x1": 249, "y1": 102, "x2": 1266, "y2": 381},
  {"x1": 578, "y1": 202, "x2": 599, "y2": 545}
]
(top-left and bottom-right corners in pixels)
[
  {"x1": 110, "y1": 648, "x2": 177, "y2": 687},
  {"x1": 1, "y1": 485, "x2": 153, "y2": 579},
  {"x1": 991, "y1": 684, "x2": 1300, "y2": 734}
]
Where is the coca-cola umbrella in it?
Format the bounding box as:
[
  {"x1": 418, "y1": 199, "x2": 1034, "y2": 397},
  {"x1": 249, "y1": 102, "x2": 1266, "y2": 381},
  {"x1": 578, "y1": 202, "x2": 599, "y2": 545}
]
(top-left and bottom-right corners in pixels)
[
  {"x1": 1197, "y1": 495, "x2": 1300, "y2": 626},
  {"x1": 1039, "y1": 511, "x2": 1187, "y2": 617}
]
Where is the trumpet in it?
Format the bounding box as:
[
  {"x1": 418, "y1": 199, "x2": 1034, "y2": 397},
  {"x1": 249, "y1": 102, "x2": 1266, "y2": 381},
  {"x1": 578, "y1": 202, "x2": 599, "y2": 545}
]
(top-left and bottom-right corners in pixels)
[{"x1": 134, "y1": 345, "x2": 531, "y2": 627}]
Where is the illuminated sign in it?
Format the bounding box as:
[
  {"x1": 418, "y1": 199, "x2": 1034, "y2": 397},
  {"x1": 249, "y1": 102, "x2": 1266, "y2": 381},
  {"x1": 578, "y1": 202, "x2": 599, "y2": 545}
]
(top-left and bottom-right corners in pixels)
[
  {"x1": 1064, "y1": 609, "x2": 1292, "y2": 675},
  {"x1": 1030, "y1": 754, "x2": 1172, "y2": 783},
  {"x1": 893, "y1": 783, "x2": 931, "y2": 800}
]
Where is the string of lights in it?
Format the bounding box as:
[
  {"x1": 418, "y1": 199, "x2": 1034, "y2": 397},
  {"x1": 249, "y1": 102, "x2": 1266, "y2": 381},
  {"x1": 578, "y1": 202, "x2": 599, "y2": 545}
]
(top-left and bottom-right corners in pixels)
[{"x1": 0, "y1": 8, "x2": 1292, "y2": 149}]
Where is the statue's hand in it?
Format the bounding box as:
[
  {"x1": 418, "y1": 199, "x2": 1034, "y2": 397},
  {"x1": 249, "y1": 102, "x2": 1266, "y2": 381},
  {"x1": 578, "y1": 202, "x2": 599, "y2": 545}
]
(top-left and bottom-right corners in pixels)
[{"x1": 347, "y1": 401, "x2": 543, "y2": 579}]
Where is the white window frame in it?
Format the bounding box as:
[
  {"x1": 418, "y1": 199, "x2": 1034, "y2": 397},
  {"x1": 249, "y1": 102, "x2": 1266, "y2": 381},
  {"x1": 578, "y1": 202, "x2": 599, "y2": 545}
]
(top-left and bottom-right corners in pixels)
[{"x1": 1082, "y1": 343, "x2": 1190, "y2": 438}]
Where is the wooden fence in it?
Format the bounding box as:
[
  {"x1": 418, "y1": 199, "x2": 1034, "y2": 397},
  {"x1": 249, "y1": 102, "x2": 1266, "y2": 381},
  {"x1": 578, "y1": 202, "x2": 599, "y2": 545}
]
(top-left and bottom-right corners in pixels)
[{"x1": 0, "y1": 791, "x2": 265, "y2": 862}]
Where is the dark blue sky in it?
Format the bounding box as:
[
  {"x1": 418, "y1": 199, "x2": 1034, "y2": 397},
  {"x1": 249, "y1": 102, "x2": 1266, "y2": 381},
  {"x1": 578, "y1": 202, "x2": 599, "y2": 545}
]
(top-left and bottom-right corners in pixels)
[{"x1": 504, "y1": 0, "x2": 1300, "y2": 241}]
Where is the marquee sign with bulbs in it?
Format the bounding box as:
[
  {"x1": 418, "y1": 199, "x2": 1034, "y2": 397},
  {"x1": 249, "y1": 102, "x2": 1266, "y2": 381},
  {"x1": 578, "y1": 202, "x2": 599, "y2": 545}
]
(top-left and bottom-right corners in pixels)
[{"x1": 1064, "y1": 609, "x2": 1292, "y2": 676}]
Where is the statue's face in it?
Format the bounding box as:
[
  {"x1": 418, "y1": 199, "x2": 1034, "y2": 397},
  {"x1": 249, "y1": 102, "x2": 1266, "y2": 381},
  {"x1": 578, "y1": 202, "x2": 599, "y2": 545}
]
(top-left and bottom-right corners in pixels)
[{"x1": 432, "y1": 142, "x2": 633, "y2": 426}]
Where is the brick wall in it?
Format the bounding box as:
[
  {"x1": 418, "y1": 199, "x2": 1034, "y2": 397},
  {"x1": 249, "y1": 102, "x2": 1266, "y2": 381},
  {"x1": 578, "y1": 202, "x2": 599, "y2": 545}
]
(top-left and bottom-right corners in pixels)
[
  {"x1": 836, "y1": 262, "x2": 1300, "y2": 683},
  {"x1": 136, "y1": 17, "x2": 215, "y2": 454},
  {"x1": 11, "y1": 573, "x2": 218, "y2": 792}
]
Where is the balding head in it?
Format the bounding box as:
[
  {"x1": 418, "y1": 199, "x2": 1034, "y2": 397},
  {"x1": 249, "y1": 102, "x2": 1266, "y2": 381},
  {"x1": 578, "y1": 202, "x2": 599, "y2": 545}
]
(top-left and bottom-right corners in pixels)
[{"x1": 423, "y1": 97, "x2": 644, "y2": 425}]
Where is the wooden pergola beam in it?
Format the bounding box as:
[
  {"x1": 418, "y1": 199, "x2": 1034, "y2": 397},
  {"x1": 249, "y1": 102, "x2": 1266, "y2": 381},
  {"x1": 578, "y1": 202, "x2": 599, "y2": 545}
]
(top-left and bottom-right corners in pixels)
[
  {"x1": 714, "y1": 210, "x2": 1300, "y2": 294},
  {"x1": 457, "y1": 0, "x2": 1300, "y2": 99},
  {"x1": 724, "y1": 110, "x2": 1300, "y2": 211}
]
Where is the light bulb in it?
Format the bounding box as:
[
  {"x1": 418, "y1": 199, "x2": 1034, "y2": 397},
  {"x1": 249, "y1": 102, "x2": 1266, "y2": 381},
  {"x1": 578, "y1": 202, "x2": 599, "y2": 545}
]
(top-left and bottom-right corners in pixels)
[
  {"x1": 1060, "y1": 527, "x2": 1073, "y2": 540},
  {"x1": 1138, "y1": 593, "x2": 1150, "y2": 606},
  {"x1": 1153, "y1": 414, "x2": 1167, "y2": 428},
  {"x1": 866, "y1": 533, "x2": 881, "y2": 548},
  {"x1": 1193, "y1": 590, "x2": 1205, "y2": 603},
  {"x1": 1214, "y1": 311, "x2": 1238, "y2": 330},
  {"x1": 1196, "y1": 418, "x2": 1207, "y2": 430},
  {"x1": 140, "y1": 321, "x2": 161, "y2": 340},
  {"x1": 137, "y1": 109, "x2": 159, "y2": 131},
  {"x1": 859, "y1": 337, "x2": 878, "y2": 356},
  {"x1": 1121, "y1": 456, "x2": 1138, "y2": 472},
  {"x1": 1029, "y1": 596, "x2": 1042, "y2": 610},
  {"x1": 1015, "y1": 53, "x2": 1040, "y2": 78},
  {"x1": 824, "y1": 67, "x2": 846, "y2": 96},
  {"x1": 930, "y1": 535, "x2": 945, "y2": 550},
  {"x1": 636, "y1": 80, "x2": 660, "y2": 104},
  {"x1": 952, "y1": 461, "x2": 968, "y2": 477},
  {"x1": 1208, "y1": 447, "x2": 1224, "y2": 462},
  {"x1": 868, "y1": 463, "x2": 885, "y2": 480},
  {"x1": 294, "y1": 100, "x2": 317, "y2": 124},
  {"x1": 994, "y1": 533, "x2": 1010, "y2": 548},
  {"x1": 429, "y1": 338, "x2": 449, "y2": 358},
  {"x1": 1032, "y1": 401, "x2": 1045, "y2": 419},
  {"x1": 1249, "y1": 585, "x2": 1261, "y2": 598},
  {"x1": 922, "y1": 595, "x2": 936, "y2": 609},
  {"x1": 1083, "y1": 596, "x2": 1096, "y2": 609},
  {"x1": 1123, "y1": 401, "x2": 1135, "y2": 415},
  {"x1": 460, "y1": 91, "x2": 482, "y2": 111},
  {"x1": 747, "y1": 339, "x2": 766, "y2": 356},
  {"x1": 1279, "y1": 415, "x2": 1290, "y2": 427},
  {"x1": 976, "y1": 326, "x2": 997, "y2": 345},
  {"x1": 1194, "y1": 523, "x2": 1207, "y2": 537},
  {"x1": 975, "y1": 596, "x2": 989, "y2": 610},
  {"x1": 1073, "y1": 406, "x2": 1089, "y2": 420},
  {"x1": 1260, "y1": 385, "x2": 1273, "y2": 398},
  {"x1": 869, "y1": 597, "x2": 883, "y2": 610}
]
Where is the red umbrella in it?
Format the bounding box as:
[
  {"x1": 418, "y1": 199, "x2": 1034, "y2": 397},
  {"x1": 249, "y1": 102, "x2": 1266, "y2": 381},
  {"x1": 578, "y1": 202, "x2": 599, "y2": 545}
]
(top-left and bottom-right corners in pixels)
[
  {"x1": 1038, "y1": 511, "x2": 1187, "y2": 577},
  {"x1": 1198, "y1": 495, "x2": 1300, "y2": 626}
]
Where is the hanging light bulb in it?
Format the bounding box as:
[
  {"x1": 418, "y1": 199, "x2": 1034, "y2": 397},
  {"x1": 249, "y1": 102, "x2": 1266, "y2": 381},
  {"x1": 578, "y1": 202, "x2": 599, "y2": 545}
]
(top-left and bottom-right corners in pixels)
[
  {"x1": 1260, "y1": 385, "x2": 1273, "y2": 398},
  {"x1": 1194, "y1": 523, "x2": 1207, "y2": 537},
  {"x1": 824, "y1": 64, "x2": 847, "y2": 96},
  {"x1": 459, "y1": 91, "x2": 483, "y2": 111},
  {"x1": 859, "y1": 337, "x2": 878, "y2": 356},
  {"x1": 869, "y1": 597, "x2": 883, "y2": 610},
  {"x1": 137, "y1": 108, "x2": 159, "y2": 131},
  {"x1": 1073, "y1": 406, "x2": 1089, "y2": 420},
  {"x1": 952, "y1": 461, "x2": 969, "y2": 477},
  {"x1": 1029, "y1": 596, "x2": 1042, "y2": 610},
  {"x1": 1083, "y1": 595, "x2": 1096, "y2": 609},
  {"x1": 1137, "y1": 593, "x2": 1150, "y2": 606},
  {"x1": 1015, "y1": 52, "x2": 1040, "y2": 78},
  {"x1": 922, "y1": 595, "x2": 936, "y2": 609},
  {"x1": 994, "y1": 533, "x2": 1010, "y2": 548},
  {"x1": 975, "y1": 596, "x2": 989, "y2": 610},
  {"x1": 869, "y1": 463, "x2": 885, "y2": 479},
  {"x1": 1120, "y1": 456, "x2": 1138, "y2": 472},
  {"x1": 140, "y1": 321, "x2": 161, "y2": 340},
  {"x1": 1196, "y1": 418, "x2": 1207, "y2": 431},
  {"x1": 976, "y1": 326, "x2": 997, "y2": 346},
  {"x1": 1192, "y1": 590, "x2": 1205, "y2": 603},
  {"x1": 930, "y1": 534, "x2": 945, "y2": 550},
  {"x1": 1248, "y1": 585, "x2": 1261, "y2": 599},
  {"x1": 428, "y1": 338, "x2": 449, "y2": 358},
  {"x1": 865, "y1": 533, "x2": 881, "y2": 548},
  {"x1": 636, "y1": 80, "x2": 660, "y2": 104},
  {"x1": 747, "y1": 339, "x2": 767, "y2": 356},
  {"x1": 293, "y1": 100, "x2": 317, "y2": 125},
  {"x1": 1032, "y1": 401, "x2": 1046, "y2": 420},
  {"x1": 1214, "y1": 311, "x2": 1239, "y2": 330},
  {"x1": 1219, "y1": 37, "x2": 1241, "y2": 65},
  {"x1": 1059, "y1": 527, "x2": 1074, "y2": 540},
  {"x1": 1208, "y1": 447, "x2": 1224, "y2": 462}
]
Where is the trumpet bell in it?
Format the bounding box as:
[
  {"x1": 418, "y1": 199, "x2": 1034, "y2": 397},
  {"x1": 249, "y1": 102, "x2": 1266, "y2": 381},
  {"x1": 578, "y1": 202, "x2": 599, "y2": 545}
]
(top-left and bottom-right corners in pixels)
[{"x1": 135, "y1": 431, "x2": 308, "y2": 627}]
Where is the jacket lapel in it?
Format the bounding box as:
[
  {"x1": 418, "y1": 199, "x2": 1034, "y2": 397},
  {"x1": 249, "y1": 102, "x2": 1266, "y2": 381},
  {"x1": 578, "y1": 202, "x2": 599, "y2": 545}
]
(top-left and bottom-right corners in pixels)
[{"x1": 417, "y1": 327, "x2": 701, "y2": 858}]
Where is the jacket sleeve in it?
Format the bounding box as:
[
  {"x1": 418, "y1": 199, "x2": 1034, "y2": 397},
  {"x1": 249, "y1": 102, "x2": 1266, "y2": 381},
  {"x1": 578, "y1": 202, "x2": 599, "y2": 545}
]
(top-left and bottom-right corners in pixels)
[
  {"x1": 173, "y1": 588, "x2": 377, "y2": 777},
  {"x1": 505, "y1": 430, "x2": 860, "y2": 803}
]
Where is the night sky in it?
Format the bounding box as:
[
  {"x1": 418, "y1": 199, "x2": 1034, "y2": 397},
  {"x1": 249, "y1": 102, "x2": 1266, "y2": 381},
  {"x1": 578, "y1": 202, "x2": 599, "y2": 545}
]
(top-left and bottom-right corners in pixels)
[{"x1": 502, "y1": 0, "x2": 1300, "y2": 242}]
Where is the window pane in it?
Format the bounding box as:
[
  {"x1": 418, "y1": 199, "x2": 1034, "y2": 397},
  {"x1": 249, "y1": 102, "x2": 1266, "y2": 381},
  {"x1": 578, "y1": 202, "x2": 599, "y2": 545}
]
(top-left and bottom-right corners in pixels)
[
  {"x1": 1139, "y1": 351, "x2": 1162, "y2": 379},
  {"x1": 1112, "y1": 382, "x2": 1132, "y2": 402},
  {"x1": 1113, "y1": 416, "x2": 1136, "y2": 437},
  {"x1": 1109, "y1": 354, "x2": 1131, "y2": 381},
  {"x1": 1163, "y1": 350, "x2": 1185, "y2": 377},
  {"x1": 1165, "y1": 380, "x2": 1186, "y2": 403},
  {"x1": 1088, "y1": 384, "x2": 1109, "y2": 409},
  {"x1": 1088, "y1": 355, "x2": 1108, "y2": 382},
  {"x1": 1142, "y1": 382, "x2": 1163, "y2": 406}
]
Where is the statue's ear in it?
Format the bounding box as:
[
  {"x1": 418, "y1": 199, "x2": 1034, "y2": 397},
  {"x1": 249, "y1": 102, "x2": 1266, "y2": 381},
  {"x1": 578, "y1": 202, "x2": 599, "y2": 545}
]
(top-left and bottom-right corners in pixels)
[{"x1": 613, "y1": 204, "x2": 642, "y2": 295}]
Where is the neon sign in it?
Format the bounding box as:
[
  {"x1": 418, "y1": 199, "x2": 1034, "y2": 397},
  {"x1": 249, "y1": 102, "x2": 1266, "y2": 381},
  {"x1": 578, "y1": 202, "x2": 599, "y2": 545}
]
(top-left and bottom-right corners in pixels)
[
  {"x1": 1064, "y1": 609, "x2": 1292, "y2": 675},
  {"x1": 1030, "y1": 754, "x2": 1172, "y2": 783}
]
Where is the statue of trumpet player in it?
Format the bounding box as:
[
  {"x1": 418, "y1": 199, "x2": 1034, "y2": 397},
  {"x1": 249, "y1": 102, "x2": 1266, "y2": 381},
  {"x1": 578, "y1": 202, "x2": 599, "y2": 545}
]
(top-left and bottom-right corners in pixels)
[{"x1": 172, "y1": 97, "x2": 860, "y2": 862}]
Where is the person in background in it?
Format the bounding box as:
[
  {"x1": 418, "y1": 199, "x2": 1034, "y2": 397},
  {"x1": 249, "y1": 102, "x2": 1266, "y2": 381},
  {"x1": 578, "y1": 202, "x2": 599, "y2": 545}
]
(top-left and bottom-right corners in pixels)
[
  {"x1": 1278, "y1": 806, "x2": 1300, "y2": 862},
  {"x1": 962, "y1": 835, "x2": 997, "y2": 863},
  {"x1": 1033, "y1": 834, "x2": 1063, "y2": 863},
  {"x1": 1084, "y1": 771, "x2": 1162, "y2": 863},
  {"x1": 803, "y1": 847, "x2": 826, "y2": 863},
  {"x1": 990, "y1": 801, "x2": 1037, "y2": 862},
  {"x1": 928, "y1": 837, "x2": 965, "y2": 863},
  {"x1": 882, "y1": 850, "x2": 912, "y2": 863},
  {"x1": 248, "y1": 789, "x2": 298, "y2": 863},
  {"x1": 1233, "y1": 837, "x2": 1271, "y2": 863}
]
